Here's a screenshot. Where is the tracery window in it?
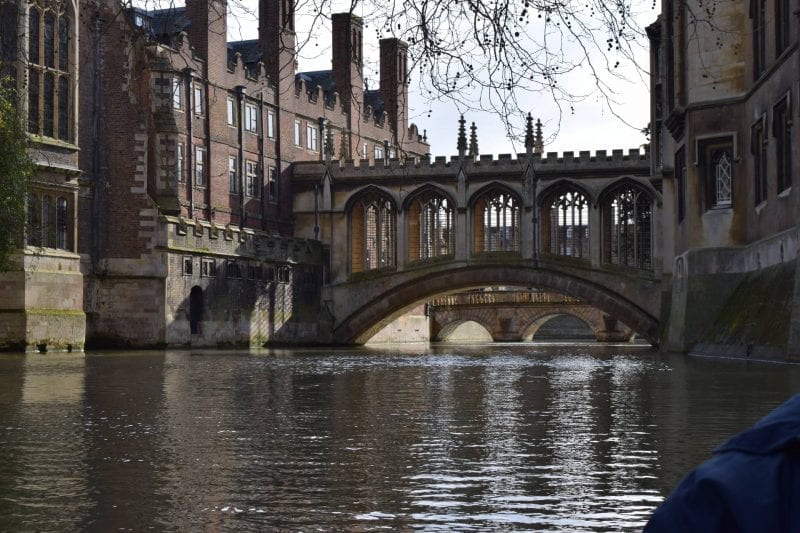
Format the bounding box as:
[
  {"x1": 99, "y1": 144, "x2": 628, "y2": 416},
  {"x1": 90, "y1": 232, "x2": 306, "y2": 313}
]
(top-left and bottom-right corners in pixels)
[
  {"x1": 27, "y1": 0, "x2": 71, "y2": 141},
  {"x1": 350, "y1": 192, "x2": 396, "y2": 273},
  {"x1": 0, "y1": 1, "x2": 18, "y2": 81},
  {"x1": 699, "y1": 136, "x2": 735, "y2": 209},
  {"x1": 407, "y1": 191, "x2": 453, "y2": 262},
  {"x1": 602, "y1": 184, "x2": 652, "y2": 270},
  {"x1": 473, "y1": 189, "x2": 520, "y2": 253},
  {"x1": 541, "y1": 187, "x2": 589, "y2": 260}
]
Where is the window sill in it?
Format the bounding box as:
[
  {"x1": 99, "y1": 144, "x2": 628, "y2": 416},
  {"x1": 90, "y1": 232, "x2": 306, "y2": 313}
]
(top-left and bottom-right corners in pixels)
[
  {"x1": 754, "y1": 200, "x2": 767, "y2": 215},
  {"x1": 778, "y1": 186, "x2": 792, "y2": 199},
  {"x1": 29, "y1": 135, "x2": 78, "y2": 151}
]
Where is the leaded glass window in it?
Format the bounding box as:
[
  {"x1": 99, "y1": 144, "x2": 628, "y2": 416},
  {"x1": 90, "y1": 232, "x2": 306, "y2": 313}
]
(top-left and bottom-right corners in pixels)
[
  {"x1": 603, "y1": 184, "x2": 653, "y2": 270},
  {"x1": 542, "y1": 187, "x2": 589, "y2": 259},
  {"x1": 474, "y1": 189, "x2": 520, "y2": 253}
]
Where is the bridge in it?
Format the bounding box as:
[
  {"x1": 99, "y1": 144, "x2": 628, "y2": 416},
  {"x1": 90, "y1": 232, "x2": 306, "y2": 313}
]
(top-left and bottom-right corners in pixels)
[
  {"x1": 292, "y1": 118, "x2": 660, "y2": 345},
  {"x1": 427, "y1": 290, "x2": 634, "y2": 342}
]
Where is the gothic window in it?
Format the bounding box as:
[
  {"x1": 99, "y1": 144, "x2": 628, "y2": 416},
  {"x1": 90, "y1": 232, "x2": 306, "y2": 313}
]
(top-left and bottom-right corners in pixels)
[
  {"x1": 602, "y1": 183, "x2": 653, "y2": 270},
  {"x1": 774, "y1": 96, "x2": 792, "y2": 193},
  {"x1": 751, "y1": 120, "x2": 767, "y2": 205},
  {"x1": 350, "y1": 192, "x2": 396, "y2": 273},
  {"x1": 699, "y1": 136, "x2": 735, "y2": 209},
  {"x1": 407, "y1": 191, "x2": 453, "y2": 262},
  {"x1": 26, "y1": 191, "x2": 70, "y2": 250},
  {"x1": 27, "y1": 0, "x2": 71, "y2": 141},
  {"x1": 751, "y1": 0, "x2": 766, "y2": 79},
  {"x1": 473, "y1": 188, "x2": 520, "y2": 253},
  {"x1": 0, "y1": 1, "x2": 17, "y2": 81},
  {"x1": 776, "y1": 0, "x2": 790, "y2": 55},
  {"x1": 675, "y1": 146, "x2": 687, "y2": 222},
  {"x1": 541, "y1": 186, "x2": 589, "y2": 260}
]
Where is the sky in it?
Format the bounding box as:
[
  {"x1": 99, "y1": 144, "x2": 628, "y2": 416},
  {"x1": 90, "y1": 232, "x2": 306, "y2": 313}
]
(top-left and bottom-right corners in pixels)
[{"x1": 223, "y1": 1, "x2": 656, "y2": 157}]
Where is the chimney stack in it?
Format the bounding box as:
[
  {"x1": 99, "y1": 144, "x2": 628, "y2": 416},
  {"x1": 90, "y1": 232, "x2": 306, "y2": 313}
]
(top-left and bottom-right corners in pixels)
[
  {"x1": 185, "y1": 0, "x2": 228, "y2": 78},
  {"x1": 380, "y1": 38, "x2": 408, "y2": 148},
  {"x1": 259, "y1": 0, "x2": 296, "y2": 94},
  {"x1": 332, "y1": 13, "x2": 364, "y2": 117}
]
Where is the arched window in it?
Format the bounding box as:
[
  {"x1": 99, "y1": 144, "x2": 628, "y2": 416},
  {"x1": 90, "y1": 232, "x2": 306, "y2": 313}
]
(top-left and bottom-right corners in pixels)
[
  {"x1": 27, "y1": 0, "x2": 71, "y2": 141},
  {"x1": 0, "y1": 1, "x2": 18, "y2": 81},
  {"x1": 407, "y1": 191, "x2": 453, "y2": 262},
  {"x1": 602, "y1": 183, "x2": 653, "y2": 270},
  {"x1": 473, "y1": 189, "x2": 520, "y2": 253},
  {"x1": 541, "y1": 187, "x2": 589, "y2": 260},
  {"x1": 350, "y1": 192, "x2": 396, "y2": 273}
]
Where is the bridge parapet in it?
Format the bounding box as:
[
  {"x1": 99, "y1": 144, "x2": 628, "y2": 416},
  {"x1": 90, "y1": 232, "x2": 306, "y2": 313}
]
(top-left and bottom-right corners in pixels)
[
  {"x1": 429, "y1": 291, "x2": 583, "y2": 308},
  {"x1": 293, "y1": 147, "x2": 650, "y2": 182}
]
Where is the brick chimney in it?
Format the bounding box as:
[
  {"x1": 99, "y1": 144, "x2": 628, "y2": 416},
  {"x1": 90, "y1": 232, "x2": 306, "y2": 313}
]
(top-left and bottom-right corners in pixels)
[
  {"x1": 380, "y1": 38, "x2": 408, "y2": 147},
  {"x1": 259, "y1": 0, "x2": 296, "y2": 94},
  {"x1": 332, "y1": 13, "x2": 364, "y2": 117},
  {"x1": 185, "y1": 0, "x2": 228, "y2": 78}
]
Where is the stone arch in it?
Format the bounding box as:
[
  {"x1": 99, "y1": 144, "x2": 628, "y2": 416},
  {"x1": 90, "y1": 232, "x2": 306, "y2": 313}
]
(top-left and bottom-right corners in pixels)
[
  {"x1": 347, "y1": 186, "x2": 398, "y2": 274},
  {"x1": 332, "y1": 265, "x2": 659, "y2": 345},
  {"x1": 522, "y1": 310, "x2": 600, "y2": 340},
  {"x1": 469, "y1": 183, "x2": 523, "y2": 255},
  {"x1": 598, "y1": 179, "x2": 656, "y2": 270},
  {"x1": 403, "y1": 185, "x2": 456, "y2": 263},
  {"x1": 539, "y1": 180, "x2": 593, "y2": 261},
  {"x1": 433, "y1": 318, "x2": 495, "y2": 342}
]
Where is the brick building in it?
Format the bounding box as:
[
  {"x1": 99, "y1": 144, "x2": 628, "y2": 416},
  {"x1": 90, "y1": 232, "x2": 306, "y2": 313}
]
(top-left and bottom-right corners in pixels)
[{"x1": 0, "y1": 0, "x2": 428, "y2": 350}]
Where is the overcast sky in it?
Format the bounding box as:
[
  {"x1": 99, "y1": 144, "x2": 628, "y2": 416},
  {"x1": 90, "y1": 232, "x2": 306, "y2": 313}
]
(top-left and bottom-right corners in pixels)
[{"x1": 225, "y1": 1, "x2": 655, "y2": 157}]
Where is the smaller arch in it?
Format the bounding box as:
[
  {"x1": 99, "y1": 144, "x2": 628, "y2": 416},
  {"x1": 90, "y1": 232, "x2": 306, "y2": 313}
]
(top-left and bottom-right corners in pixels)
[
  {"x1": 469, "y1": 183, "x2": 522, "y2": 254},
  {"x1": 189, "y1": 286, "x2": 203, "y2": 335},
  {"x1": 343, "y1": 184, "x2": 399, "y2": 214},
  {"x1": 524, "y1": 314, "x2": 596, "y2": 341},
  {"x1": 434, "y1": 319, "x2": 494, "y2": 342}
]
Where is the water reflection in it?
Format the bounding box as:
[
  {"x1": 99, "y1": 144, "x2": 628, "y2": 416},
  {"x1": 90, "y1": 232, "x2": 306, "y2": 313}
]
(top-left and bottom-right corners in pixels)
[{"x1": 0, "y1": 346, "x2": 798, "y2": 531}]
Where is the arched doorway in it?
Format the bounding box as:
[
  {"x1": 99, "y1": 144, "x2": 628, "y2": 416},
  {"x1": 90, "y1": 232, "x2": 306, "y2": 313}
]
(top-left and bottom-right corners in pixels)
[{"x1": 189, "y1": 286, "x2": 203, "y2": 335}]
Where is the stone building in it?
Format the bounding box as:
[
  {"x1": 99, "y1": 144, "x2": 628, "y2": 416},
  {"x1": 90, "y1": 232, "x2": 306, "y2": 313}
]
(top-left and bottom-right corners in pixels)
[
  {"x1": 649, "y1": 0, "x2": 800, "y2": 358},
  {"x1": 0, "y1": 0, "x2": 428, "y2": 350}
]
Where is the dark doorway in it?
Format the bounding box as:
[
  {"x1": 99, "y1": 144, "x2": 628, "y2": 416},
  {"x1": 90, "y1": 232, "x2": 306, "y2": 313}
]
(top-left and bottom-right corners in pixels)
[{"x1": 189, "y1": 286, "x2": 203, "y2": 334}]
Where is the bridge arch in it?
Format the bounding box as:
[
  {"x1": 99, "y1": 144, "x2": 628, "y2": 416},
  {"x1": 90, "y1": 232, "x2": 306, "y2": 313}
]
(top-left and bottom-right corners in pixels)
[
  {"x1": 433, "y1": 318, "x2": 495, "y2": 342},
  {"x1": 331, "y1": 264, "x2": 659, "y2": 345},
  {"x1": 522, "y1": 311, "x2": 599, "y2": 341}
]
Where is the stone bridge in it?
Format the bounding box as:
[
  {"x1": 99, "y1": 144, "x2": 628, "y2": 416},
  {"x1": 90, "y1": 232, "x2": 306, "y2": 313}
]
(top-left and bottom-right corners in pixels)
[
  {"x1": 427, "y1": 291, "x2": 634, "y2": 342},
  {"x1": 292, "y1": 122, "x2": 660, "y2": 345}
]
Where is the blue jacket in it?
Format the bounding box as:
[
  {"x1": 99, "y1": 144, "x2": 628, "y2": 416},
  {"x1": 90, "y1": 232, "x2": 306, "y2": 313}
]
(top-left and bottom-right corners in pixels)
[{"x1": 645, "y1": 394, "x2": 800, "y2": 532}]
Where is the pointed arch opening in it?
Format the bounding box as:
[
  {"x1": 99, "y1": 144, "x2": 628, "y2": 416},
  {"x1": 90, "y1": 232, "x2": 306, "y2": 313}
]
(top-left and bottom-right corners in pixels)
[
  {"x1": 349, "y1": 189, "x2": 396, "y2": 274},
  {"x1": 472, "y1": 186, "x2": 520, "y2": 254},
  {"x1": 406, "y1": 188, "x2": 454, "y2": 263},
  {"x1": 540, "y1": 183, "x2": 590, "y2": 260},
  {"x1": 601, "y1": 182, "x2": 654, "y2": 270}
]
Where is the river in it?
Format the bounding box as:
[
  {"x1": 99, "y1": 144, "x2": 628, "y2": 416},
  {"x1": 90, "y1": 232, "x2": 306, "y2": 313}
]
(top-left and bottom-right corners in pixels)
[{"x1": 1, "y1": 343, "x2": 798, "y2": 531}]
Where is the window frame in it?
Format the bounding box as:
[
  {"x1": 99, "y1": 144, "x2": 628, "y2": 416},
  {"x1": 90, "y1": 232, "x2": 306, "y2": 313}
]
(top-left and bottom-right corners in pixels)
[
  {"x1": 192, "y1": 82, "x2": 204, "y2": 117},
  {"x1": 226, "y1": 95, "x2": 236, "y2": 127},
  {"x1": 294, "y1": 119, "x2": 302, "y2": 146},
  {"x1": 194, "y1": 146, "x2": 206, "y2": 188},
  {"x1": 267, "y1": 165, "x2": 278, "y2": 203},
  {"x1": 228, "y1": 156, "x2": 238, "y2": 193},
  {"x1": 773, "y1": 94, "x2": 792, "y2": 194},
  {"x1": 245, "y1": 102, "x2": 258, "y2": 133},
  {"x1": 267, "y1": 110, "x2": 275, "y2": 138}
]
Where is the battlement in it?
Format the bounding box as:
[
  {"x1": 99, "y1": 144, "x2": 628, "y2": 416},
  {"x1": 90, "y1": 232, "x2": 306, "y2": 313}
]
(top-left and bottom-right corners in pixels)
[{"x1": 311, "y1": 146, "x2": 650, "y2": 176}]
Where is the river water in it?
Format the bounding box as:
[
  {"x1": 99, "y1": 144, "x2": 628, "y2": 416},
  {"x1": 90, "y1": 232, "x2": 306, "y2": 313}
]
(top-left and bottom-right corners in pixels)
[{"x1": 1, "y1": 343, "x2": 798, "y2": 531}]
